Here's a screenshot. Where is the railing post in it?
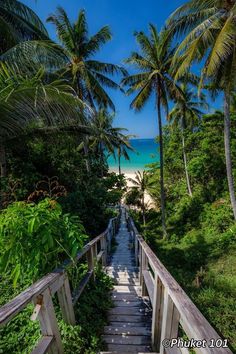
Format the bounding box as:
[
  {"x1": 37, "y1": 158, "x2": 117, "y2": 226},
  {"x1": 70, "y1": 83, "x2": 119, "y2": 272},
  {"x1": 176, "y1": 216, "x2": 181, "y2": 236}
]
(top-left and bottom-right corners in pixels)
[
  {"x1": 135, "y1": 237, "x2": 139, "y2": 266},
  {"x1": 160, "y1": 290, "x2": 180, "y2": 354},
  {"x1": 152, "y1": 274, "x2": 164, "y2": 351},
  {"x1": 141, "y1": 249, "x2": 148, "y2": 296},
  {"x1": 101, "y1": 234, "x2": 107, "y2": 266},
  {"x1": 87, "y1": 246, "x2": 95, "y2": 280},
  {"x1": 57, "y1": 274, "x2": 76, "y2": 326},
  {"x1": 34, "y1": 288, "x2": 63, "y2": 354},
  {"x1": 107, "y1": 227, "x2": 112, "y2": 254}
]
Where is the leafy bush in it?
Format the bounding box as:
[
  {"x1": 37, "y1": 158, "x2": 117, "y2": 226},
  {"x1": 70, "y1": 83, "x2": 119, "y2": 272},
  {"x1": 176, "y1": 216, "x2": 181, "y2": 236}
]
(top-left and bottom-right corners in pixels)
[{"x1": 0, "y1": 199, "x2": 87, "y2": 285}]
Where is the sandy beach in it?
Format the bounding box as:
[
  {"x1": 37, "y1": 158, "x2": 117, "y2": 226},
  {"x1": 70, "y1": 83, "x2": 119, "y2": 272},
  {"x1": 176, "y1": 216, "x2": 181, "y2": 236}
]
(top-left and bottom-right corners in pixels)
[{"x1": 110, "y1": 168, "x2": 154, "y2": 208}]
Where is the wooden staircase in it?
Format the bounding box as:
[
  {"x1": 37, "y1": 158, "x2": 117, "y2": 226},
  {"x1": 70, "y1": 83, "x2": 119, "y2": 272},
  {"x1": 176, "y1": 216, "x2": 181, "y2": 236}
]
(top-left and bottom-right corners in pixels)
[{"x1": 100, "y1": 209, "x2": 154, "y2": 353}]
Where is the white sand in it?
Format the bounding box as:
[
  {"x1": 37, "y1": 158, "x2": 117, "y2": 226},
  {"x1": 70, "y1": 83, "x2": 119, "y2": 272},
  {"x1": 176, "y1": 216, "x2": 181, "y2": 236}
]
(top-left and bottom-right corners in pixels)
[
  {"x1": 109, "y1": 168, "x2": 155, "y2": 208},
  {"x1": 125, "y1": 172, "x2": 154, "y2": 208}
]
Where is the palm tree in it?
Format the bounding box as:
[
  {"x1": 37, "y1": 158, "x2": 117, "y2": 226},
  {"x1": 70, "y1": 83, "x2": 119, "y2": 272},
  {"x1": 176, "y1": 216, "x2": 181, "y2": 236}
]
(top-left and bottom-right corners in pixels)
[
  {"x1": 122, "y1": 25, "x2": 182, "y2": 237},
  {"x1": 128, "y1": 171, "x2": 149, "y2": 225},
  {"x1": 88, "y1": 109, "x2": 132, "y2": 176},
  {"x1": 47, "y1": 8, "x2": 126, "y2": 110},
  {"x1": 0, "y1": 0, "x2": 48, "y2": 53},
  {"x1": 0, "y1": 63, "x2": 85, "y2": 177},
  {"x1": 117, "y1": 139, "x2": 134, "y2": 176},
  {"x1": 167, "y1": 0, "x2": 236, "y2": 219},
  {"x1": 168, "y1": 85, "x2": 207, "y2": 196}
]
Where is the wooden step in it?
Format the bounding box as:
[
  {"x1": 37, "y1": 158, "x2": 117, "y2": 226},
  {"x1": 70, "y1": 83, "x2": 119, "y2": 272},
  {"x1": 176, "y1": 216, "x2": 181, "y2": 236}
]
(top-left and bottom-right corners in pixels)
[
  {"x1": 112, "y1": 285, "x2": 141, "y2": 294},
  {"x1": 102, "y1": 334, "x2": 151, "y2": 345},
  {"x1": 112, "y1": 300, "x2": 144, "y2": 307},
  {"x1": 111, "y1": 293, "x2": 141, "y2": 301},
  {"x1": 104, "y1": 326, "x2": 151, "y2": 336},
  {"x1": 109, "y1": 307, "x2": 151, "y2": 316},
  {"x1": 103, "y1": 344, "x2": 152, "y2": 352},
  {"x1": 108, "y1": 314, "x2": 152, "y2": 323}
]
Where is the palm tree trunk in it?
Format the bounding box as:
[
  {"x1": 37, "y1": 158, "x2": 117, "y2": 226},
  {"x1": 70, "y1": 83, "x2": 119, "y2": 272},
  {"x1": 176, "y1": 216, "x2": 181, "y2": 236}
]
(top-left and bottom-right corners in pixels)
[
  {"x1": 156, "y1": 91, "x2": 167, "y2": 238},
  {"x1": 181, "y1": 116, "x2": 193, "y2": 197},
  {"x1": 0, "y1": 143, "x2": 6, "y2": 177},
  {"x1": 118, "y1": 153, "x2": 121, "y2": 175},
  {"x1": 100, "y1": 142, "x2": 104, "y2": 177},
  {"x1": 224, "y1": 91, "x2": 236, "y2": 219},
  {"x1": 142, "y1": 192, "x2": 146, "y2": 226},
  {"x1": 83, "y1": 139, "x2": 90, "y2": 174}
]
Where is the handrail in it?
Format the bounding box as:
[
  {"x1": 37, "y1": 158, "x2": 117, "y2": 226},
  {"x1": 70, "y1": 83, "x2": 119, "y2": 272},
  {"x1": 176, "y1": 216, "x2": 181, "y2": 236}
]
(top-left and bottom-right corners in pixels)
[
  {"x1": 125, "y1": 209, "x2": 233, "y2": 354},
  {"x1": 0, "y1": 208, "x2": 121, "y2": 354}
]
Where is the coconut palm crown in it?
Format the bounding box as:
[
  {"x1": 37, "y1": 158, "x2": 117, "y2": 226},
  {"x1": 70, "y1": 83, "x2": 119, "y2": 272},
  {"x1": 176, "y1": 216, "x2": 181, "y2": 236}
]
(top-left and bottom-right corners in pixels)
[{"x1": 47, "y1": 8, "x2": 127, "y2": 111}]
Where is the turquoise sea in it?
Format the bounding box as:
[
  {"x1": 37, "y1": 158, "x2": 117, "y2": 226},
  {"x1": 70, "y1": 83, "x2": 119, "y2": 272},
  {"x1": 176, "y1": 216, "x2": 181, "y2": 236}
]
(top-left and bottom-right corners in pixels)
[{"x1": 108, "y1": 138, "x2": 160, "y2": 173}]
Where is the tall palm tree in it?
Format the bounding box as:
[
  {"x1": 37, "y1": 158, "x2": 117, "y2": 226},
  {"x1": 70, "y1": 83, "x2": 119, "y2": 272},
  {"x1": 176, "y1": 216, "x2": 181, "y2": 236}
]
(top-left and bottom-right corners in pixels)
[
  {"x1": 47, "y1": 8, "x2": 126, "y2": 110},
  {"x1": 128, "y1": 171, "x2": 149, "y2": 225},
  {"x1": 167, "y1": 0, "x2": 236, "y2": 219},
  {"x1": 0, "y1": 0, "x2": 48, "y2": 53},
  {"x1": 168, "y1": 85, "x2": 207, "y2": 196},
  {"x1": 122, "y1": 25, "x2": 182, "y2": 237}
]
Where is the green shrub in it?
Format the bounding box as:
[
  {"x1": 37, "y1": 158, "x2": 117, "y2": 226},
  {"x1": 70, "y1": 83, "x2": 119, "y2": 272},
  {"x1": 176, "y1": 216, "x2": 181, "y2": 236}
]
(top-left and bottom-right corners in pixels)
[{"x1": 0, "y1": 199, "x2": 87, "y2": 286}]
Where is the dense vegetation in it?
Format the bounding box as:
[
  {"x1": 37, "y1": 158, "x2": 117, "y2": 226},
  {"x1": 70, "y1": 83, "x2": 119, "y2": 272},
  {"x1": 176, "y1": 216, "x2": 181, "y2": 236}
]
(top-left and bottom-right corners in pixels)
[
  {"x1": 128, "y1": 112, "x2": 236, "y2": 352},
  {"x1": 0, "y1": 0, "x2": 236, "y2": 353}
]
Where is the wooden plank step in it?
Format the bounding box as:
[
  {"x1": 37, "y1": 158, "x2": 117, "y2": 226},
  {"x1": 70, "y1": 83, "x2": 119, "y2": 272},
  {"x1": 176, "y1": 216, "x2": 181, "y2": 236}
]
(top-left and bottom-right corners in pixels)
[
  {"x1": 104, "y1": 344, "x2": 152, "y2": 352},
  {"x1": 109, "y1": 307, "x2": 150, "y2": 316},
  {"x1": 113, "y1": 279, "x2": 140, "y2": 285},
  {"x1": 112, "y1": 300, "x2": 144, "y2": 307},
  {"x1": 108, "y1": 314, "x2": 152, "y2": 323},
  {"x1": 107, "y1": 271, "x2": 139, "y2": 277},
  {"x1": 112, "y1": 285, "x2": 141, "y2": 294},
  {"x1": 111, "y1": 293, "x2": 141, "y2": 301},
  {"x1": 102, "y1": 335, "x2": 151, "y2": 345},
  {"x1": 100, "y1": 352, "x2": 158, "y2": 354},
  {"x1": 108, "y1": 322, "x2": 151, "y2": 330},
  {"x1": 104, "y1": 326, "x2": 151, "y2": 336}
]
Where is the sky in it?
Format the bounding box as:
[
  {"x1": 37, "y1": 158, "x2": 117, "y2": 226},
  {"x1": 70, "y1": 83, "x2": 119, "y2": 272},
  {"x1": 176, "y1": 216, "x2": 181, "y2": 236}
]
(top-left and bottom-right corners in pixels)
[{"x1": 21, "y1": 0, "x2": 219, "y2": 138}]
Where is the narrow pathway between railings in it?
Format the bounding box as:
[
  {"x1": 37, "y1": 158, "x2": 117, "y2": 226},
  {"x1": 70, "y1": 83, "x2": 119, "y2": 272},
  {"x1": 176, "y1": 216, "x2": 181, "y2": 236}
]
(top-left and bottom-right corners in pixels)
[{"x1": 101, "y1": 209, "x2": 155, "y2": 354}]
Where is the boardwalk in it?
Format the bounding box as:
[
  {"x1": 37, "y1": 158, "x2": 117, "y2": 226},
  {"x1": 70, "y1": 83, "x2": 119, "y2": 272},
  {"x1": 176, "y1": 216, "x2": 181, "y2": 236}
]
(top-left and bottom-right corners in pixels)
[
  {"x1": 101, "y1": 209, "x2": 153, "y2": 353},
  {"x1": 0, "y1": 207, "x2": 232, "y2": 354}
]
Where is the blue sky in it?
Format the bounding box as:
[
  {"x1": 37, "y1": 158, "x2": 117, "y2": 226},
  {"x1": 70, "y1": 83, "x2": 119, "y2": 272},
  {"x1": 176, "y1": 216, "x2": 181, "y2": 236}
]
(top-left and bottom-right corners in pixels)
[{"x1": 22, "y1": 0, "x2": 220, "y2": 138}]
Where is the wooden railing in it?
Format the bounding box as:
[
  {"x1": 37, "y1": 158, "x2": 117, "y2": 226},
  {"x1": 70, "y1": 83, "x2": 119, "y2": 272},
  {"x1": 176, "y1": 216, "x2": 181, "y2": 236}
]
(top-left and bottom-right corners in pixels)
[
  {"x1": 0, "y1": 209, "x2": 121, "y2": 354},
  {"x1": 126, "y1": 210, "x2": 233, "y2": 354}
]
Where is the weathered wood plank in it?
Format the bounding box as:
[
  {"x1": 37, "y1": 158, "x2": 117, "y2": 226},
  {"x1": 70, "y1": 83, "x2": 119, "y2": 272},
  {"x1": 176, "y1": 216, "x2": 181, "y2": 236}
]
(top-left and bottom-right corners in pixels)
[
  {"x1": 57, "y1": 275, "x2": 75, "y2": 326},
  {"x1": 109, "y1": 307, "x2": 150, "y2": 316},
  {"x1": 143, "y1": 270, "x2": 154, "y2": 305},
  {"x1": 31, "y1": 336, "x2": 54, "y2": 354},
  {"x1": 105, "y1": 344, "x2": 152, "y2": 352},
  {"x1": 108, "y1": 314, "x2": 152, "y2": 323},
  {"x1": 104, "y1": 325, "x2": 151, "y2": 336},
  {"x1": 34, "y1": 289, "x2": 63, "y2": 354},
  {"x1": 102, "y1": 334, "x2": 151, "y2": 345}
]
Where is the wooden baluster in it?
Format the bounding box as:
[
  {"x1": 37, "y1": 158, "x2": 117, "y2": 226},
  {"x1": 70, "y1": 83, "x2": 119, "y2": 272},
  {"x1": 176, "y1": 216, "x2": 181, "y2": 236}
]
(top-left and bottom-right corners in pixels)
[
  {"x1": 34, "y1": 288, "x2": 63, "y2": 354},
  {"x1": 93, "y1": 243, "x2": 98, "y2": 262},
  {"x1": 160, "y1": 289, "x2": 180, "y2": 354},
  {"x1": 57, "y1": 274, "x2": 76, "y2": 326},
  {"x1": 152, "y1": 274, "x2": 164, "y2": 351},
  {"x1": 134, "y1": 237, "x2": 139, "y2": 266},
  {"x1": 107, "y1": 228, "x2": 112, "y2": 254},
  {"x1": 101, "y1": 235, "x2": 107, "y2": 266},
  {"x1": 87, "y1": 247, "x2": 95, "y2": 280},
  {"x1": 141, "y1": 249, "x2": 148, "y2": 296}
]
